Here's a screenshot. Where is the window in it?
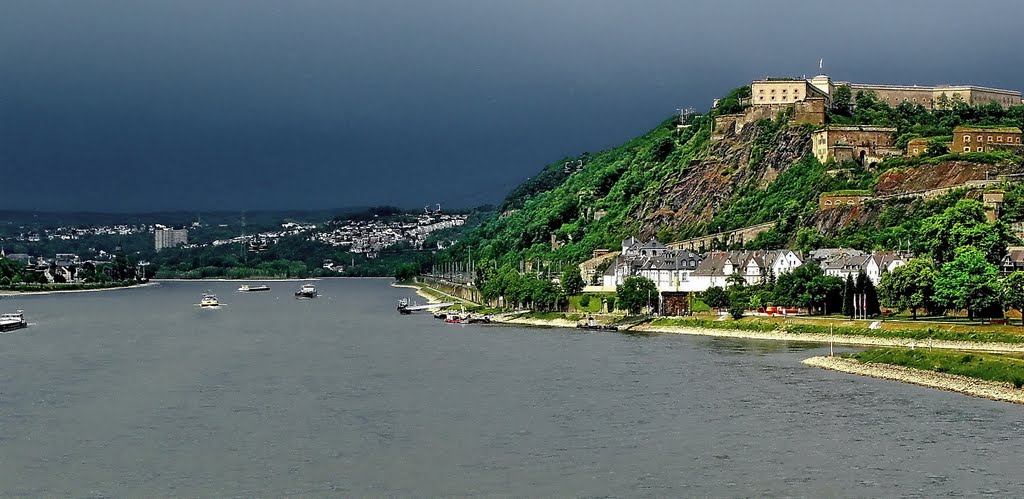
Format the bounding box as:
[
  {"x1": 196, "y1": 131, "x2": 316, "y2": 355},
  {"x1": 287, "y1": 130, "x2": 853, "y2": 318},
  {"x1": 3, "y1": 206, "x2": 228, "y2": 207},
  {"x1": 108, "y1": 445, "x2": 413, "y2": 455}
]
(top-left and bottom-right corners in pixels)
[
  {"x1": 998, "y1": 136, "x2": 1003, "y2": 142},
  {"x1": 847, "y1": 200, "x2": 854, "y2": 205},
  {"x1": 978, "y1": 135, "x2": 983, "y2": 141},
  {"x1": 965, "y1": 135, "x2": 971, "y2": 143},
  {"x1": 912, "y1": 148, "x2": 919, "y2": 154},
  {"x1": 988, "y1": 136, "x2": 993, "y2": 142},
  {"x1": 978, "y1": 147, "x2": 983, "y2": 152},
  {"x1": 824, "y1": 200, "x2": 832, "y2": 206},
  {"x1": 964, "y1": 147, "x2": 971, "y2": 152}
]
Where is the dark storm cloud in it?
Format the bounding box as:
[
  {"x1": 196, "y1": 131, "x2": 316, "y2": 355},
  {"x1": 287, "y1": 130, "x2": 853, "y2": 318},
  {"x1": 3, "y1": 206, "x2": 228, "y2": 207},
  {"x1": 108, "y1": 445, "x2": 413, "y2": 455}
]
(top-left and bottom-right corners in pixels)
[{"x1": 3, "y1": 0, "x2": 1023, "y2": 211}]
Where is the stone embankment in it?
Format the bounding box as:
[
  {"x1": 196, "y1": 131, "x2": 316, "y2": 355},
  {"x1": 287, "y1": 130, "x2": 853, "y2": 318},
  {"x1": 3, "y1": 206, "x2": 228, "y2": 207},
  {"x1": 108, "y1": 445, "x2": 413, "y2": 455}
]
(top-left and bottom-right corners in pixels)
[
  {"x1": 803, "y1": 356, "x2": 1024, "y2": 405},
  {"x1": 637, "y1": 324, "x2": 1024, "y2": 354},
  {"x1": 489, "y1": 315, "x2": 579, "y2": 328}
]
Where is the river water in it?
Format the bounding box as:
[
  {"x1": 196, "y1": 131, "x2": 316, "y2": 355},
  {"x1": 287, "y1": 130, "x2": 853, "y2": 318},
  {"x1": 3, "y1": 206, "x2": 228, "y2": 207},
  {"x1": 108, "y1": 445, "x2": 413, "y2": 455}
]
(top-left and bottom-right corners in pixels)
[{"x1": 0, "y1": 278, "x2": 1021, "y2": 496}]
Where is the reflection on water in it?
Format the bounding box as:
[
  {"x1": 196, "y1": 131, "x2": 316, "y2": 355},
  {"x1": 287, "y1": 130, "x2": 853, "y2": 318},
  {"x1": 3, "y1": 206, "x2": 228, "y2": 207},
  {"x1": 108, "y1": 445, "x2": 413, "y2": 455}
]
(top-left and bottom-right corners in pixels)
[{"x1": 0, "y1": 279, "x2": 1022, "y2": 496}]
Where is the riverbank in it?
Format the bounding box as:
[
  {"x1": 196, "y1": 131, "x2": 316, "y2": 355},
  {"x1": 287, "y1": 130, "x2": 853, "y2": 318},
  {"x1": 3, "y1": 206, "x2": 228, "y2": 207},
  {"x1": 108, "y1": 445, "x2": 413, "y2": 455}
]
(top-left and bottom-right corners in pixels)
[
  {"x1": 0, "y1": 281, "x2": 157, "y2": 297},
  {"x1": 803, "y1": 356, "x2": 1024, "y2": 405},
  {"x1": 393, "y1": 280, "x2": 483, "y2": 307},
  {"x1": 490, "y1": 314, "x2": 580, "y2": 328},
  {"x1": 390, "y1": 282, "x2": 441, "y2": 304},
  {"x1": 637, "y1": 323, "x2": 1024, "y2": 353},
  {"x1": 152, "y1": 278, "x2": 319, "y2": 282}
]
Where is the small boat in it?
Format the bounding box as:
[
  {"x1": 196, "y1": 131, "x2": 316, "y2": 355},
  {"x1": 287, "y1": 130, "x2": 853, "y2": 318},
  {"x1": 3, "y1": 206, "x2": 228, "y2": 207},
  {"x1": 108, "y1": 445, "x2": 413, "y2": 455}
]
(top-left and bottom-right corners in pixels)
[
  {"x1": 397, "y1": 298, "x2": 411, "y2": 314},
  {"x1": 199, "y1": 293, "x2": 220, "y2": 308},
  {"x1": 295, "y1": 283, "x2": 317, "y2": 299},
  {"x1": 576, "y1": 316, "x2": 618, "y2": 331},
  {"x1": 238, "y1": 284, "x2": 271, "y2": 292},
  {"x1": 0, "y1": 310, "x2": 27, "y2": 332}
]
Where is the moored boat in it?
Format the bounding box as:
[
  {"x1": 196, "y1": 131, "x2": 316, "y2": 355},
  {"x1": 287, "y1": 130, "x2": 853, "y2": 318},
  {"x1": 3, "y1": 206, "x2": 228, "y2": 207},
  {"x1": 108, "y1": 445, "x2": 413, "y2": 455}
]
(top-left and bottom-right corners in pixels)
[
  {"x1": 0, "y1": 310, "x2": 27, "y2": 332},
  {"x1": 295, "y1": 283, "x2": 317, "y2": 299}
]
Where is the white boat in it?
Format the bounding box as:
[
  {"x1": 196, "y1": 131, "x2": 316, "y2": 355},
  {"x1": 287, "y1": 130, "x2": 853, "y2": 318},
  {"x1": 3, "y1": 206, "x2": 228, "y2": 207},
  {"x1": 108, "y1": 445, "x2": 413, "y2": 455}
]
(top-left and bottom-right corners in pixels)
[
  {"x1": 295, "y1": 283, "x2": 317, "y2": 299},
  {"x1": 0, "y1": 310, "x2": 27, "y2": 332},
  {"x1": 238, "y1": 284, "x2": 271, "y2": 292},
  {"x1": 199, "y1": 293, "x2": 220, "y2": 307}
]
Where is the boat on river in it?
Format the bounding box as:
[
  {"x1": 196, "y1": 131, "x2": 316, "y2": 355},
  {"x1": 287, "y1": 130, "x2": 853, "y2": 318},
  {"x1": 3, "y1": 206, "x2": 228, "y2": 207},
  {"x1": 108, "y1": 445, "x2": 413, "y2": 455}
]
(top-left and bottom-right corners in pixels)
[
  {"x1": 0, "y1": 310, "x2": 27, "y2": 332},
  {"x1": 238, "y1": 284, "x2": 271, "y2": 292},
  {"x1": 199, "y1": 293, "x2": 220, "y2": 308},
  {"x1": 295, "y1": 283, "x2": 317, "y2": 299}
]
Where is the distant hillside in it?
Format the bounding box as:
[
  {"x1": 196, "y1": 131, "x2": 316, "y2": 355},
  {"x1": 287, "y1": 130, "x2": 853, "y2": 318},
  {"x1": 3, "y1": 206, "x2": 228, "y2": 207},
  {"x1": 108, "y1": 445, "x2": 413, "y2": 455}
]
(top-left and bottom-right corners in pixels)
[{"x1": 444, "y1": 85, "x2": 1024, "y2": 268}]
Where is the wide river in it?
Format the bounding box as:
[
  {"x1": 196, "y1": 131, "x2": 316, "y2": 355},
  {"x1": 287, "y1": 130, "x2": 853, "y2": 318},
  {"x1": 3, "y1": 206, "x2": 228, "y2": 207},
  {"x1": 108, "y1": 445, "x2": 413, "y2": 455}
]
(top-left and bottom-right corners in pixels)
[{"x1": 1, "y1": 278, "x2": 1022, "y2": 496}]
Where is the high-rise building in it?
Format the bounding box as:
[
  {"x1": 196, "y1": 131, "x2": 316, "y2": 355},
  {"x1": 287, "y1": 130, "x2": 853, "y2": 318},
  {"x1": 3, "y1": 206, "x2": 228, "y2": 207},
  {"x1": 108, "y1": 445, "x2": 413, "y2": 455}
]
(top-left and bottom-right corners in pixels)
[{"x1": 155, "y1": 228, "x2": 188, "y2": 251}]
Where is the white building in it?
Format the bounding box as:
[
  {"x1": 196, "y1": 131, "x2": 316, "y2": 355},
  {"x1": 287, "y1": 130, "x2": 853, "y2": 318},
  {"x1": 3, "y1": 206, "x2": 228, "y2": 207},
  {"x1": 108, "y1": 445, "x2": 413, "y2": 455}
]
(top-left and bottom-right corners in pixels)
[{"x1": 155, "y1": 228, "x2": 189, "y2": 251}]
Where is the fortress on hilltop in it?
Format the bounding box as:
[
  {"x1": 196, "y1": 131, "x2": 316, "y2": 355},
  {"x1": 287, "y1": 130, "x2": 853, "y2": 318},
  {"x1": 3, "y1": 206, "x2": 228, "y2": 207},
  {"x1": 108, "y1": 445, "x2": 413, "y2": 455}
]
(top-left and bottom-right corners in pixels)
[{"x1": 712, "y1": 67, "x2": 1022, "y2": 164}]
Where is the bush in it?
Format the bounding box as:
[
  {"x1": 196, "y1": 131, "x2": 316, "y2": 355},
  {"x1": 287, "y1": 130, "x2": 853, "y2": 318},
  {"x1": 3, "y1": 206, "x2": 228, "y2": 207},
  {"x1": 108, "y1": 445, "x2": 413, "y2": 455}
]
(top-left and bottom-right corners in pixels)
[
  {"x1": 579, "y1": 294, "x2": 591, "y2": 307},
  {"x1": 606, "y1": 297, "x2": 616, "y2": 311}
]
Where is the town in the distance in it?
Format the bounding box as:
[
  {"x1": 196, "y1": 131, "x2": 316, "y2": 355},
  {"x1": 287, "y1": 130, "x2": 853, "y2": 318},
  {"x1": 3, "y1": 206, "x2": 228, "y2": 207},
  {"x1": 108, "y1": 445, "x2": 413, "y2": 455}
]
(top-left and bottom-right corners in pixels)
[{"x1": 0, "y1": 206, "x2": 471, "y2": 289}]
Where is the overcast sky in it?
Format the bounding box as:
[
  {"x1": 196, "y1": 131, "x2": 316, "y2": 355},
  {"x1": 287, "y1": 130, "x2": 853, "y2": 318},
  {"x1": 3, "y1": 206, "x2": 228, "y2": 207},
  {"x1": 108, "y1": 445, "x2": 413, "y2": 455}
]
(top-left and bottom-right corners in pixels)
[{"x1": 3, "y1": 0, "x2": 1023, "y2": 212}]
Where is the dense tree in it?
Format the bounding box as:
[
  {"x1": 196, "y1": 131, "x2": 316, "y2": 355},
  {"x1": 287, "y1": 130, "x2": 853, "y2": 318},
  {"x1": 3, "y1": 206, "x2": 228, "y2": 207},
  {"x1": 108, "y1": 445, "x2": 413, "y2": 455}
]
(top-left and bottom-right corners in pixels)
[
  {"x1": 394, "y1": 263, "x2": 419, "y2": 281},
  {"x1": 703, "y1": 286, "x2": 729, "y2": 312},
  {"x1": 560, "y1": 268, "x2": 586, "y2": 296},
  {"x1": 773, "y1": 263, "x2": 843, "y2": 315},
  {"x1": 920, "y1": 199, "x2": 1013, "y2": 265},
  {"x1": 842, "y1": 274, "x2": 855, "y2": 318},
  {"x1": 934, "y1": 247, "x2": 1000, "y2": 319},
  {"x1": 0, "y1": 257, "x2": 24, "y2": 283},
  {"x1": 831, "y1": 84, "x2": 852, "y2": 115},
  {"x1": 925, "y1": 138, "x2": 950, "y2": 156},
  {"x1": 617, "y1": 276, "x2": 658, "y2": 315},
  {"x1": 1000, "y1": 271, "x2": 1024, "y2": 326},
  {"x1": 878, "y1": 259, "x2": 937, "y2": 319},
  {"x1": 728, "y1": 288, "x2": 747, "y2": 320}
]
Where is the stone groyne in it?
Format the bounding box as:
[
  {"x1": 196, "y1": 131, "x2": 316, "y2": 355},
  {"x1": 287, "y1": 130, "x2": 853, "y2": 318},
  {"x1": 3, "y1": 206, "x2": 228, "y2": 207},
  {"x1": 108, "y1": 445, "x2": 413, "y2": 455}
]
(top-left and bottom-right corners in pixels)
[
  {"x1": 803, "y1": 356, "x2": 1024, "y2": 405},
  {"x1": 637, "y1": 324, "x2": 1024, "y2": 354}
]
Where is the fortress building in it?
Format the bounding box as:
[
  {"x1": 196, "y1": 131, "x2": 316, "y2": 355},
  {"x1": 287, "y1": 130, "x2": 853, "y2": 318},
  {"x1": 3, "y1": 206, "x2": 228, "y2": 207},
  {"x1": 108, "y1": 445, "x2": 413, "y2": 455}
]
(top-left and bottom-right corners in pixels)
[
  {"x1": 713, "y1": 71, "x2": 1021, "y2": 146},
  {"x1": 752, "y1": 74, "x2": 1021, "y2": 111},
  {"x1": 951, "y1": 126, "x2": 1022, "y2": 153},
  {"x1": 811, "y1": 125, "x2": 900, "y2": 165}
]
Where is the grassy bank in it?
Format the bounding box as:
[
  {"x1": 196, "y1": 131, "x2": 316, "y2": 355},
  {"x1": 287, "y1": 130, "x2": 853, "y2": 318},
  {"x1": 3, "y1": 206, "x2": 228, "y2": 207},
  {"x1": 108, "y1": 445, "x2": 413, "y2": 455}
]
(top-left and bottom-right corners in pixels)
[
  {"x1": 648, "y1": 317, "x2": 1024, "y2": 344},
  {"x1": 845, "y1": 348, "x2": 1024, "y2": 388},
  {"x1": 0, "y1": 280, "x2": 148, "y2": 295}
]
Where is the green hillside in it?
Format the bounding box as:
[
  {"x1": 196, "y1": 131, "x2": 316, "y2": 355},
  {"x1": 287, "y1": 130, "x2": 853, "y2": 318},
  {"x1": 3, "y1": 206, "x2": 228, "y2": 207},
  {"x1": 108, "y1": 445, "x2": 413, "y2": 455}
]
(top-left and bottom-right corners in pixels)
[{"x1": 442, "y1": 85, "x2": 1024, "y2": 269}]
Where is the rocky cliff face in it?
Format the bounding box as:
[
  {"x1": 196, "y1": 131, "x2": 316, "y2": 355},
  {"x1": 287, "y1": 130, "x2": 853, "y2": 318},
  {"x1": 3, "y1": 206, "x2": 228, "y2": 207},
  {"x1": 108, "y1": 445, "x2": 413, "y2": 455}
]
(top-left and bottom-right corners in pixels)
[{"x1": 632, "y1": 122, "x2": 812, "y2": 238}]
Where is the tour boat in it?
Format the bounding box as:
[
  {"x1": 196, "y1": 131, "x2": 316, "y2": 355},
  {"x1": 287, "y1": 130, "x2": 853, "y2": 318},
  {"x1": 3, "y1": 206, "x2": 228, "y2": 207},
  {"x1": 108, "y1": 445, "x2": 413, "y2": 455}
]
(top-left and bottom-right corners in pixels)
[
  {"x1": 199, "y1": 293, "x2": 220, "y2": 308},
  {"x1": 238, "y1": 284, "x2": 271, "y2": 292},
  {"x1": 0, "y1": 310, "x2": 27, "y2": 332},
  {"x1": 295, "y1": 283, "x2": 317, "y2": 299}
]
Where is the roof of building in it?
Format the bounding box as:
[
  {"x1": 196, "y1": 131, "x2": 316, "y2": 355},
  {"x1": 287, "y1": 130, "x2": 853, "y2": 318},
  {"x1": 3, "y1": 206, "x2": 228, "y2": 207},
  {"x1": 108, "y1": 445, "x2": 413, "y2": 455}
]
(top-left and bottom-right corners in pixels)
[
  {"x1": 1003, "y1": 247, "x2": 1024, "y2": 263},
  {"x1": 815, "y1": 125, "x2": 898, "y2": 133},
  {"x1": 953, "y1": 126, "x2": 1022, "y2": 134},
  {"x1": 808, "y1": 248, "x2": 867, "y2": 261}
]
